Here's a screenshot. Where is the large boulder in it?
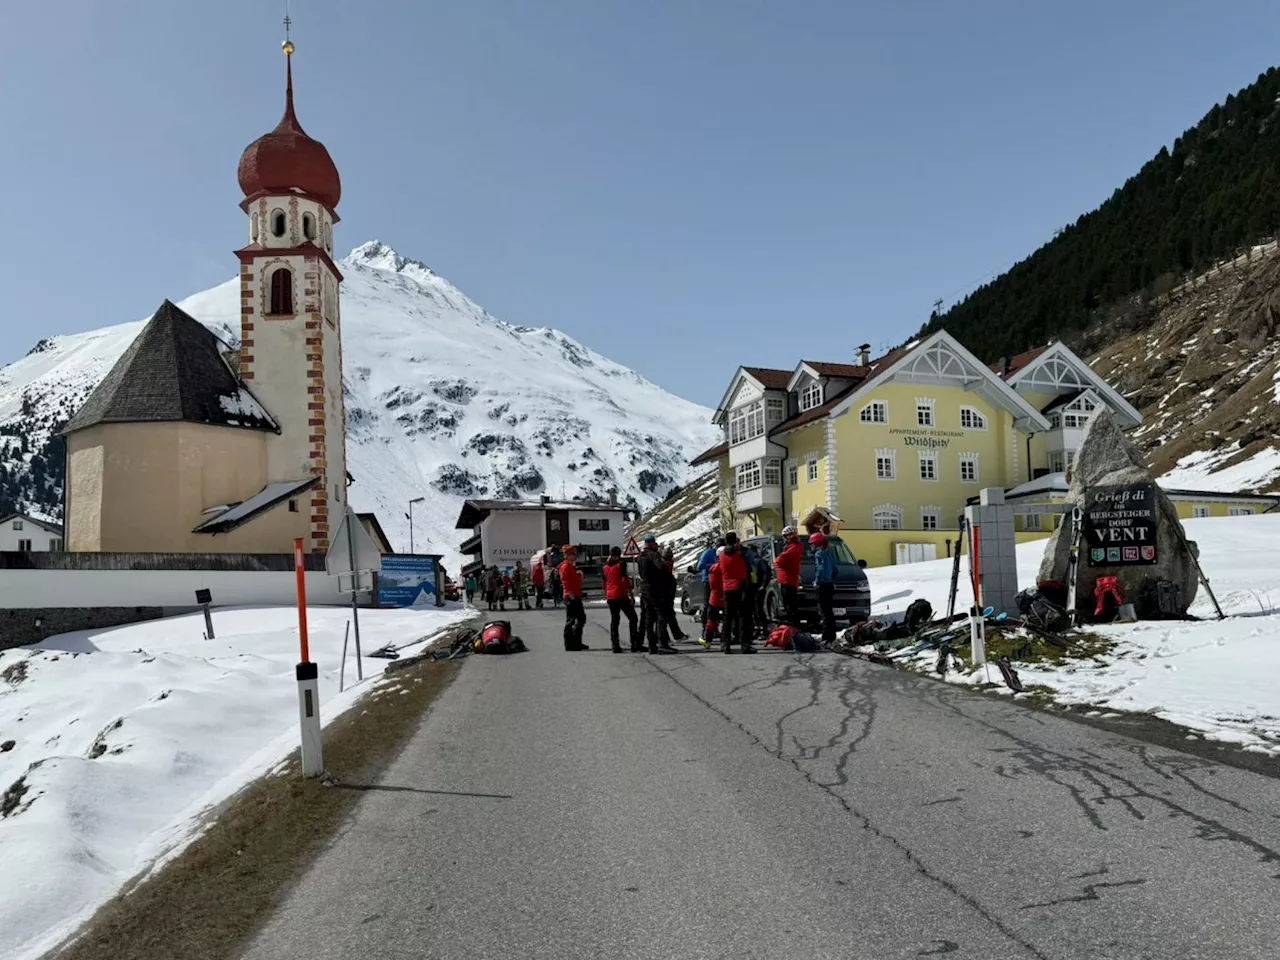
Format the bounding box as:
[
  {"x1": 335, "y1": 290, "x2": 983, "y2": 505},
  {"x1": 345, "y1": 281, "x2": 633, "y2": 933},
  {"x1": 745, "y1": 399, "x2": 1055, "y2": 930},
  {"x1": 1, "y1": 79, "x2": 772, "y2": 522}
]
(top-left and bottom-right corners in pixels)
[{"x1": 1037, "y1": 410, "x2": 1198, "y2": 614}]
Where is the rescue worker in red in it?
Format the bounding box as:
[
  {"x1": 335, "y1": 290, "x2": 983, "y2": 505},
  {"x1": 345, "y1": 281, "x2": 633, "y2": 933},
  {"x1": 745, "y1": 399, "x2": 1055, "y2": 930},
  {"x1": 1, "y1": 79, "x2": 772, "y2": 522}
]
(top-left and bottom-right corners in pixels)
[
  {"x1": 718, "y1": 532, "x2": 756, "y2": 654},
  {"x1": 774, "y1": 525, "x2": 803, "y2": 625},
  {"x1": 699, "y1": 547, "x2": 725, "y2": 648},
  {"x1": 559, "y1": 546, "x2": 589, "y2": 651},
  {"x1": 531, "y1": 558, "x2": 546, "y2": 609},
  {"x1": 602, "y1": 545, "x2": 641, "y2": 653}
]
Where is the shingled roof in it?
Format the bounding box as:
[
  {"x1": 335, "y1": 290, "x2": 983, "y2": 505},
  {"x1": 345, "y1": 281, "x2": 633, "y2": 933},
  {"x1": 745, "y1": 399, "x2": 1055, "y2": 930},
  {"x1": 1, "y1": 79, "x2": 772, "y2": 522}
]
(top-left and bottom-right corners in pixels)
[{"x1": 64, "y1": 300, "x2": 278, "y2": 435}]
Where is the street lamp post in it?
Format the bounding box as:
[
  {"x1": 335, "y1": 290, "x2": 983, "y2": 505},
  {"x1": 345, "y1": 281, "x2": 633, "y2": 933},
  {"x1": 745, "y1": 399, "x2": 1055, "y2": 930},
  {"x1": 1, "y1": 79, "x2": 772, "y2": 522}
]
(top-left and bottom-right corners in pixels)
[{"x1": 407, "y1": 497, "x2": 425, "y2": 553}]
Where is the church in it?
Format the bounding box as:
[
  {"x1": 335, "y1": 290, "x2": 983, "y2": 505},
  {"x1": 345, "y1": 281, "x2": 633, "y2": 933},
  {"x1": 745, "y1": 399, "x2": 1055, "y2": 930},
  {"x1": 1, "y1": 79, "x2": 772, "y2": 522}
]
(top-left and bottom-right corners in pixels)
[{"x1": 62, "y1": 39, "x2": 348, "y2": 557}]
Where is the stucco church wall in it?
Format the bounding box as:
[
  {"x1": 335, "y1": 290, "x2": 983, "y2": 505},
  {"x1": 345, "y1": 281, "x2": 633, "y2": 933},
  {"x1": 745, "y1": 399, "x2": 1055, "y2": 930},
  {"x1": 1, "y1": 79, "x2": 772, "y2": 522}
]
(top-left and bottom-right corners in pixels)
[{"x1": 66, "y1": 421, "x2": 313, "y2": 554}]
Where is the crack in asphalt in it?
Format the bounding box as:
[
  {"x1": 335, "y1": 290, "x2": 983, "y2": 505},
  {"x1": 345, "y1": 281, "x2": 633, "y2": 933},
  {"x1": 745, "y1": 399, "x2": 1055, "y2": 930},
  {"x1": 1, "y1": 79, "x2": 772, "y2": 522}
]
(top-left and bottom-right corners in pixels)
[
  {"x1": 642, "y1": 654, "x2": 1052, "y2": 960},
  {"x1": 922, "y1": 684, "x2": 1280, "y2": 873}
]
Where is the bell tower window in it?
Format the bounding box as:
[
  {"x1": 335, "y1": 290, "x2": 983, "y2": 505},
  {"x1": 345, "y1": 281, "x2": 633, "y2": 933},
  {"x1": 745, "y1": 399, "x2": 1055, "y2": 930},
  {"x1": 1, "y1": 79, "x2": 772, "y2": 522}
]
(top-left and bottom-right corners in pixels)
[
  {"x1": 269, "y1": 268, "x2": 294, "y2": 315},
  {"x1": 251, "y1": 212, "x2": 259, "y2": 242},
  {"x1": 303, "y1": 213, "x2": 316, "y2": 241},
  {"x1": 271, "y1": 210, "x2": 286, "y2": 238}
]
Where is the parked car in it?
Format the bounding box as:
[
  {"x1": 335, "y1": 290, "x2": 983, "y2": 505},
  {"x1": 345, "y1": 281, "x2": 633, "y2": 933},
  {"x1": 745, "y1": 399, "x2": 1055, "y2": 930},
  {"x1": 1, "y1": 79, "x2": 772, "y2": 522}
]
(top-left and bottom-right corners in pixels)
[{"x1": 679, "y1": 535, "x2": 871, "y2": 627}]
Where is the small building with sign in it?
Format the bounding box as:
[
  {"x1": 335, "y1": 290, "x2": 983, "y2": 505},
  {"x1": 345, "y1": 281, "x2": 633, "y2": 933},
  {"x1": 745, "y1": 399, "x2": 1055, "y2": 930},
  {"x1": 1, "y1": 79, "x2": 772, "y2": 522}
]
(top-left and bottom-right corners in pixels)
[{"x1": 455, "y1": 497, "x2": 635, "y2": 576}]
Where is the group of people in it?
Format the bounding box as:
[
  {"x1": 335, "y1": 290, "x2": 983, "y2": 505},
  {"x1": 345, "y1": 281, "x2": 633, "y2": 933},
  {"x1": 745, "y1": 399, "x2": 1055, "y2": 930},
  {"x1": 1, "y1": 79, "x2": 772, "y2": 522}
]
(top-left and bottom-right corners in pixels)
[
  {"x1": 466, "y1": 560, "x2": 564, "y2": 612},
  {"x1": 467, "y1": 524, "x2": 841, "y2": 655},
  {"x1": 695, "y1": 526, "x2": 838, "y2": 650}
]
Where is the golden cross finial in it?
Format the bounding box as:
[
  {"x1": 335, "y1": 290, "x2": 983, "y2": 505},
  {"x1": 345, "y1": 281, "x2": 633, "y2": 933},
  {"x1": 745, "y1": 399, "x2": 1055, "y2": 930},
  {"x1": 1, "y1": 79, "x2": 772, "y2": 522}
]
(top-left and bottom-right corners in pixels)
[{"x1": 282, "y1": 2, "x2": 294, "y2": 55}]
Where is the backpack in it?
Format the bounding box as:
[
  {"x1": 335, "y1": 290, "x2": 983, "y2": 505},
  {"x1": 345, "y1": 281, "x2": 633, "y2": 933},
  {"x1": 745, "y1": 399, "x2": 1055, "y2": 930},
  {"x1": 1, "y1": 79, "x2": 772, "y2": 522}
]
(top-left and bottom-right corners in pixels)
[
  {"x1": 1138, "y1": 578, "x2": 1183, "y2": 619},
  {"x1": 476, "y1": 621, "x2": 514, "y2": 654},
  {"x1": 904, "y1": 598, "x2": 934, "y2": 632},
  {"x1": 1017, "y1": 588, "x2": 1069, "y2": 632},
  {"x1": 767, "y1": 624, "x2": 797, "y2": 648}
]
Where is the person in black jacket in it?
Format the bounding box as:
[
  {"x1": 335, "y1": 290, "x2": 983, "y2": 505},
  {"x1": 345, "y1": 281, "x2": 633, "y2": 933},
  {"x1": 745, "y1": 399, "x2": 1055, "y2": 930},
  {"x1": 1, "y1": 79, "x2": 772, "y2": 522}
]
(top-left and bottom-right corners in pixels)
[{"x1": 636, "y1": 535, "x2": 677, "y2": 654}]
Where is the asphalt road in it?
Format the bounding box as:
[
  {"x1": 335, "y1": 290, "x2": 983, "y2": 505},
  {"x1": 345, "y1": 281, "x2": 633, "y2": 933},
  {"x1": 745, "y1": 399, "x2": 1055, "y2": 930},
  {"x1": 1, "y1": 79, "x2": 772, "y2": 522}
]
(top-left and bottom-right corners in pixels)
[{"x1": 242, "y1": 607, "x2": 1280, "y2": 960}]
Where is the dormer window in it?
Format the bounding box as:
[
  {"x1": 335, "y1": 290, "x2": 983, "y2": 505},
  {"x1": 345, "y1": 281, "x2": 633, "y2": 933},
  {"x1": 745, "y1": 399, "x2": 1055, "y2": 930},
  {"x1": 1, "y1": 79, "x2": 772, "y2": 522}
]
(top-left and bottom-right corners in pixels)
[{"x1": 800, "y1": 380, "x2": 823, "y2": 411}]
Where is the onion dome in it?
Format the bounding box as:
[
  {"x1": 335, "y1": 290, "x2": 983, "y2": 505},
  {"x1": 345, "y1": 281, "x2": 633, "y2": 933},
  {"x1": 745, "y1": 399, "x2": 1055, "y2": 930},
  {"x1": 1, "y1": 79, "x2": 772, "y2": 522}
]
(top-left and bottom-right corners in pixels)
[{"x1": 237, "y1": 47, "x2": 341, "y2": 211}]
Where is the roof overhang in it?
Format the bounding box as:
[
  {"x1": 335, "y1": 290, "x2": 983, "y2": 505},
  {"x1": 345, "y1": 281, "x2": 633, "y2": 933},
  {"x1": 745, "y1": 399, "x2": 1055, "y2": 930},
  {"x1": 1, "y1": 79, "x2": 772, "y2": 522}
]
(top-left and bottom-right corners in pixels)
[
  {"x1": 712, "y1": 366, "x2": 766, "y2": 425},
  {"x1": 193, "y1": 475, "x2": 321, "y2": 534},
  {"x1": 239, "y1": 188, "x2": 340, "y2": 224},
  {"x1": 828, "y1": 330, "x2": 1053, "y2": 432},
  {"x1": 786, "y1": 363, "x2": 822, "y2": 392},
  {"x1": 1007, "y1": 342, "x2": 1142, "y2": 427}
]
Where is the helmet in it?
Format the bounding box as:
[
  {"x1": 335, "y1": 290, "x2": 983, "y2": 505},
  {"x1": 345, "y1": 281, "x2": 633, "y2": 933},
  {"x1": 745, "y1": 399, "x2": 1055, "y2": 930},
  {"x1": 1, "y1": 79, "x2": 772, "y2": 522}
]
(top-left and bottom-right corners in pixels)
[
  {"x1": 643, "y1": 534, "x2": 658, "y2": 545},
  {"x1": 781, "y1": 525, "x2": 798, "y2": 537},
  {"x1": 808, "y1": 532, "x2": 826, "y2": 547}
]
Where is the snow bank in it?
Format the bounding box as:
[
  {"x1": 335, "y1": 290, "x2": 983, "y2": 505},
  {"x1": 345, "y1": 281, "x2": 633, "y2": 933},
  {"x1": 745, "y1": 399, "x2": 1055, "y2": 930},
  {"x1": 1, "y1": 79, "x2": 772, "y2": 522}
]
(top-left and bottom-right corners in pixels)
[
  {"x1": 0, "y1": 603, "x2": 472, "y2": 960},
  {"x1": 865, "y1": 514, "x2": 1280, "y2": 756}
]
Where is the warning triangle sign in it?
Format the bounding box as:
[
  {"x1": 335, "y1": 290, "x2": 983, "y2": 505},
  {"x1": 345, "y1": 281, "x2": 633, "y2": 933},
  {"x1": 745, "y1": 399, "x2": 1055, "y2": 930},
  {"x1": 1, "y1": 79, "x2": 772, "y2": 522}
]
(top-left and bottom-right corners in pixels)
[{"x1": 622, "y1": 536, "x2": 641, "y2": 557}]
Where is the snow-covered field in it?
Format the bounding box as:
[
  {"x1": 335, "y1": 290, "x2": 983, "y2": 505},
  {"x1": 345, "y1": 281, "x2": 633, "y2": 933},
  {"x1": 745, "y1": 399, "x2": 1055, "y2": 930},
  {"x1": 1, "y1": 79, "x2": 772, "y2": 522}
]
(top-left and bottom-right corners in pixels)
[
  {"x1": 0, "y1": 603, "x2": 472, "y2": 960},
  {"x1": 864, "y1": 514, "x2": 1280, "y2": 758}
]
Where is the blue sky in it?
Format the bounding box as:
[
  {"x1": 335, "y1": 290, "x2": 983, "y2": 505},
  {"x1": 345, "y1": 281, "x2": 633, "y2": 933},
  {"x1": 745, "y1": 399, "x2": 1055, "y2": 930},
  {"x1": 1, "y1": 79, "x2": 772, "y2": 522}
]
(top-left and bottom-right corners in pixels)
[{"x1": 2, "y1": 0, "x2": 1279, "y2": 407}]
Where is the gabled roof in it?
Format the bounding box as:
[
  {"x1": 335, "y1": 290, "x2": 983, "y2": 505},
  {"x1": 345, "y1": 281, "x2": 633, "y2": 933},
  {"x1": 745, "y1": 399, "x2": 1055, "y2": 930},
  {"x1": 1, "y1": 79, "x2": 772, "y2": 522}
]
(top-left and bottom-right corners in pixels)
[
  {"x1": 992, "y1": 345, "x2": 1049, "y2": 378},
  {"x1": 0, "y1": 512, "x2": 62, "y2": 536},
  {"x1": 64, "y1": 300, "x2": 278, "y2": 435},
  {"x1": 712, "y1": 366, "x2": 791, "y2": 422},
  {"x1": 787, "y1": 360, "x2": 871, "y2": 392},
  {"x1": 357, "y1": 513, "x2": 394, "y2": 554},
  {"x1": 771, "y1": 382, "x2": 859, "y2": 437},
  {"x1": 689, "y1": 440, "x2": 728, "y2": 466},
  {"x1": 827, "y1": 331, "x2": 1053, "y2": 431},
  {"x1": 1041, "y1": 388, "x2": 1089, "y2": 414},
  {"x1": 1006, "y1": 342, "x2": 1142, "y2": 427},
  {"x1": 192, "y1": 475, "x2": 320, "y2": 534}
]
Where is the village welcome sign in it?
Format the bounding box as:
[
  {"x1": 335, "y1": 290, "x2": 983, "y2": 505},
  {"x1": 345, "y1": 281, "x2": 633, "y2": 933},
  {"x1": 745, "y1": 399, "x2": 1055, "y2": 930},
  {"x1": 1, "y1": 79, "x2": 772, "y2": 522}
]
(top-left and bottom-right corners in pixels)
[{"x1": 1083, "y1": 482, "x2": 1158, "y2": 566}]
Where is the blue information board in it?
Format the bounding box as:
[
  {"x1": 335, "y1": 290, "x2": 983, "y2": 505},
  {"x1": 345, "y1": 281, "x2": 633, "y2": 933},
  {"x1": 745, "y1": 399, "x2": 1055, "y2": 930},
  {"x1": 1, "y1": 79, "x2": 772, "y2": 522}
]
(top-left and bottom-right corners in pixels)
[{"x1": 379, "y1": 555, "x2": 438, "y2": 608}]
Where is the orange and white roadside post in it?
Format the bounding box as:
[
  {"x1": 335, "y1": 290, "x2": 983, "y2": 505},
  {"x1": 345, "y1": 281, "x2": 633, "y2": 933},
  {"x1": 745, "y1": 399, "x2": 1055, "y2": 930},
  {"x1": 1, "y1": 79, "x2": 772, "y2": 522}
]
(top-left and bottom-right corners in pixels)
[{"x1": 294, "y1": 538, "x2": 324, "y2": 777}]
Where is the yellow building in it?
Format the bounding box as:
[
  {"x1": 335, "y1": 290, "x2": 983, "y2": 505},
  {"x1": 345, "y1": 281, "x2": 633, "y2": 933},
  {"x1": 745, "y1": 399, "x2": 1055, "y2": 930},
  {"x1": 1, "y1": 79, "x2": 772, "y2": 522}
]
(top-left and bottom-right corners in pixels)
[{"x1": 691, "y1": 333, "x2": 1277, "y2": 567}]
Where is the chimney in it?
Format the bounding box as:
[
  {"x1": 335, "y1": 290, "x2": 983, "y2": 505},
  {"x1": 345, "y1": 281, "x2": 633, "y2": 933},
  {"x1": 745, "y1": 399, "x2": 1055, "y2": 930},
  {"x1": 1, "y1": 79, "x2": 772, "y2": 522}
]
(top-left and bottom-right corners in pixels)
[
  {"x1": 857, "y1": 343, "x2": 871, "y2": 366},
  {"x1": 1000, "y1": 356, "x2": 1011, "y2": 376},
  {"x1": 539, "y1": 494, "x2": 549, "y2": 506}
]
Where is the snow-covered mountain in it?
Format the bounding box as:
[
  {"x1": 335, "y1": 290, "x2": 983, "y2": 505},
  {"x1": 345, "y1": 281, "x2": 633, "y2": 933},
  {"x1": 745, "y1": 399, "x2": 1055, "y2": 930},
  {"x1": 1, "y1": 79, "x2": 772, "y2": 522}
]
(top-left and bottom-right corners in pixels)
[{"x1": 0, "y1": 242, "x2": 720, "y2": 566}]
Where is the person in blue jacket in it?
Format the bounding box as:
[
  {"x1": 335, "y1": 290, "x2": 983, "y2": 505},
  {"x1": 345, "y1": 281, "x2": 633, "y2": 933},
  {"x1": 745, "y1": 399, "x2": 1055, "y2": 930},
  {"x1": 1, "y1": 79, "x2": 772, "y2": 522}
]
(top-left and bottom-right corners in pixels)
[
  {"x1": 810, "y1": 532, "x2": 837, "y2": 645},
  {"x1": 696, "y1": 537, "x2": 721, "y2": 628}
]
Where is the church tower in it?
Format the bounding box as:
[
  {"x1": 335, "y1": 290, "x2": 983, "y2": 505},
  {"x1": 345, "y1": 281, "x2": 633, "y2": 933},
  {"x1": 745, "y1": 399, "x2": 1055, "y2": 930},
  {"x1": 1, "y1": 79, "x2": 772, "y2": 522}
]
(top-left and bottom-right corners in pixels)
[{"x1": 235, "y1": 34, "x2": 346, "y2": 554}]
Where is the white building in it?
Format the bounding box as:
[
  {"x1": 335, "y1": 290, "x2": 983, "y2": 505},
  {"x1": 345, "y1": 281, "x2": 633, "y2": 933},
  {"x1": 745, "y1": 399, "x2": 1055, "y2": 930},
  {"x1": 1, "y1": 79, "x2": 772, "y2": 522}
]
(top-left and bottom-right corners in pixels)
[
  {"x1": 0, "y1": 513, "x2": 63, "y2": 552},
  {"x1": 456, "y1": 498, "x2": 635, "y2": 574}
]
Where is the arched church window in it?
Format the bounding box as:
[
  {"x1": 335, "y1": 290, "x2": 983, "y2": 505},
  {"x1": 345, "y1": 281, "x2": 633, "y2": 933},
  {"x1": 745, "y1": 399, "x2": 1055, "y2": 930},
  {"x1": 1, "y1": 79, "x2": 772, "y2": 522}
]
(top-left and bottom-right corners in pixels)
[
  {"x1": 269, "y1": 268, "x2": 293, "y2": 315},
  {"x1": 271, "y1": 210, "x2": 286, "y2": 238},
  {"x1": 251, "y1": 212, "x2": 259, "y2": 242},
  {"x1": 303, "y1": 213, "x2": 316, "y2": 241}
]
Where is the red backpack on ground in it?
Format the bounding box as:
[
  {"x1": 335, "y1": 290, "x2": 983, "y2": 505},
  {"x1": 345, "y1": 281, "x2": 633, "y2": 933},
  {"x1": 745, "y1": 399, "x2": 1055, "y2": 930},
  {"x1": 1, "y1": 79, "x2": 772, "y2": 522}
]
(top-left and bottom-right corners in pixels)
[{"x1": 767, "y1": 624, "x2": 798, "y2": 649}]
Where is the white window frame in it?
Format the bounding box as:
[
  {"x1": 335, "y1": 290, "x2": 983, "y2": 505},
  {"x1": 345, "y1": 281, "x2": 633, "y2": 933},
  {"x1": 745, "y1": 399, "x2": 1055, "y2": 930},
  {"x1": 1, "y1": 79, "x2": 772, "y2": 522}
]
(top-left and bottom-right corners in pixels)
[
  {"x1": 746, "y1": 400, "x2": 764, "y2": 440},
  {"x1": 728, "y1": 407, "x2": 746, "y2": 445},
  {"x1": 735, "y1": 460, "x2": 762, "y2": 492},
  {"x1": 875, "y1": 448, "x2": 896, "y2": 480},
  {"x1": 959, "y1": 406, "x2": 988, "y2": 430},
  {"x1": 920, "y1": 508, "x2": 941, "y2": 531},
  {"x1": 800, "y1": 380, "x2": 823, "y2": 412},
  {"x1": 806, "y1": 452, "x2": 819, "y2": 483},
  {"x1": 786, "y1": 459, "x2": 799, "y2": 488},
  {"x1": 1049, "y1": 452, "x2": 1065, "y2": 474},
  {"x1": 1022, "y1": 513, "x2": 1043, "y2": 531},
  {"x1": 1048, "y1": 412, "x2": 1062, "y2": 430},
  {"x1": 12, "y1": 520, "x2": 22, "y2": 531},
  {"x1": 916, "y1": 397, "x2": 935, "y2": 428},
  {"x1": 872, "y1": 504, "x2": 903, "y2": 531},
  {"x1": 1191, "y1": 505, "x2": 1210, "y2": 518},
  {"x1": 766, "y1": 396, "x2": 786, "y2": 424},
  {"x1": 918, "y1": 450, "x2": 938, "y2": 481},
  {"x1": 1228, "y1": 505, "x2": 1255, "y2": 517},
  {"x1": 764, "y1": 458, "x2": 782, "y2": 487},
  {"x1": 860, "y1": 400, "x2": 887, "y2": 424},
  {"x1": 17, "y1": 538, "x2": 31, "y2": 552},
  {"x1": 959, "y1": 452, "x2": 979, "y2": 484}
]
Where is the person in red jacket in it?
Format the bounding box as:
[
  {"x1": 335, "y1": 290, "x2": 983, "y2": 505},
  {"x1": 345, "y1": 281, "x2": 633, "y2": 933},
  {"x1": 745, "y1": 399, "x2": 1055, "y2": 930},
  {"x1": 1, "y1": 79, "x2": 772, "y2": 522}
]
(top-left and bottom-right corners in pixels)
[
  {"x1": 602, "y1": 546, "x2": 640, "y2": 653},
  {"x1": 700, "y1": 549, "x2": 725, "y2": 648},
  {"x1": 559, "y1": 546, "x2": 589, "y2": 651},
  {"x1": 531, "y1": 558, "x2": 546, "y2": 609},
  {"x1": 774, "y1": 525, "x2": 804, "y2": 625},
  {"x1": 718, "y1": 533, "x2": 755, "y2": 654}
]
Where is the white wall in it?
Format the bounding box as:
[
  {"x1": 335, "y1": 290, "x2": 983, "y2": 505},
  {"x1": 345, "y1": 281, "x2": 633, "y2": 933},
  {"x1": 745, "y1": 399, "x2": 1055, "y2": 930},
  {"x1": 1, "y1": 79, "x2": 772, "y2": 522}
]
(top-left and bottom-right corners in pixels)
[
  {"x1": 0, "y1": 568, "x2": 353, "y2": 610},
  {"x1": 569, "y1": 510, "x2": 628, "y2": 549},
  {"x1": 481, "y1": 511, "x2": 545, "y2": 569},
  {"x1": 0, "y1": 517, "x2": 60, "y2": 552}
]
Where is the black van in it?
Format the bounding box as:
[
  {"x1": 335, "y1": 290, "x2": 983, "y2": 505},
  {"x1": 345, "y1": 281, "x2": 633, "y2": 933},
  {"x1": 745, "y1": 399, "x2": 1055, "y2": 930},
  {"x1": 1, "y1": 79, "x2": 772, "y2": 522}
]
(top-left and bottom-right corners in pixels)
[{"x1": 680, "y1": 536, "x2": 871, "y2": 628}]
